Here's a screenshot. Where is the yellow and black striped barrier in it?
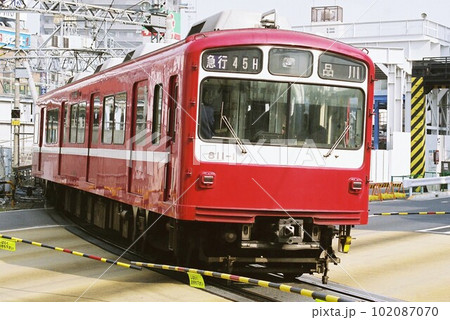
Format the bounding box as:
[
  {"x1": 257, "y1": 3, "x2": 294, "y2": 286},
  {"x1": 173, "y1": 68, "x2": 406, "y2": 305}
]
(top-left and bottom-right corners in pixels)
[
  {"x1": 369, "y1": 182, "x2": 406, "y2": 201},
  {"x1": 410, "y1": 77, "x2": 426, "y2": 190},
  {"x1": 131, "y1": 261, "x2": 356, "y2": 302},
  {"x1": 0, "y1": 234, "x2": 142, "y2": 270},
  {"x1": 373, "y1": 211, "x2": 448, "y2": 216}
]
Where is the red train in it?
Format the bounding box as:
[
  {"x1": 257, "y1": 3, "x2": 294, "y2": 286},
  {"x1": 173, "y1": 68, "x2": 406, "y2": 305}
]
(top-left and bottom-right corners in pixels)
[{"x1": 32, "y1": 14, "x2": 374, "y2": 283}]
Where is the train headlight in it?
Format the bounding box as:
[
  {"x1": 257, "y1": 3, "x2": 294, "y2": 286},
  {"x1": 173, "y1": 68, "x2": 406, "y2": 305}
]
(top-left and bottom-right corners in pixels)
[{"x1": 282, "y1": 57, "x2": 296, "y2": 68}]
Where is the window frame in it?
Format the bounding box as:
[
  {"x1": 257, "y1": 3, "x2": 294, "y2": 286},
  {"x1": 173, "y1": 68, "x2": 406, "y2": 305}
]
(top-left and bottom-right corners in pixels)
[
  {"x1": 134, "y1": 81, "x2": 149, "y2": 138},
  {"x1": 102, "y1": 92, "x2": 127, "y2": 145},
  {"x1": 45, "y1": 108, "x2": 59, "y2": 144},
  {"x1": 91, "y1": 94, "x2": 101, "y2": 145},
  {"x1": 152, "y1": 84, "x2": 163, "y2": 145},
  {"x1": 69, "y1": 102, "x2": 87, "y2": 144}
]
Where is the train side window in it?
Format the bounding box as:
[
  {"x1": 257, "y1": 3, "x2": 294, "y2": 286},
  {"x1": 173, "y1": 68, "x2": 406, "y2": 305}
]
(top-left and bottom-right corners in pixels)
[
  {"x1": 102, "y1": 93, "x2": 127, "y2": 144},
  {"x1": 152, "y1": 84, "x2": 163, "y2": 145},
  {"x1": 135, "y1": 81, "x2": 149, "y2": 137},
  {"x1": 69, "y1": 103, "x2": 78, "y2": 143},
  {"x1": 103, "y1": 95, "x2": 114, "y2": 144},
  {"x1": 63, "y1": 103, "x2": 69, "y2": 143},
  {"x1": 91, "y1": 95, "x2": 101, "y2": 144},
  {"x1": 45, "y1": 108, "x2": 59, "y2": 144},
  {"x1": 69, "y1": 102, "x2": 86, "y2": 144},
  {"x1": 77, "y1": 102, "x2": 86, "y2": 143},
  {"x1": 113, "y1": 92, "x2": 127, "y2": 144}
]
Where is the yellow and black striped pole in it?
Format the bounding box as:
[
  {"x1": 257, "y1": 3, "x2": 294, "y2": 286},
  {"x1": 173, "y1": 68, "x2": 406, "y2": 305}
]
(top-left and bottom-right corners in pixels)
[
  {"x1": 410, "y1": 77, "x2": 426, "y2": 189},
  {"x1": 132, "y1": 261, "x2": 356, "y2": 302},
  {"x1": 374, "y1": 211, "x2": 447, "y2": 216},
  {"x1": 0, "y1": 234, "x2": 141, "y2": 270}
]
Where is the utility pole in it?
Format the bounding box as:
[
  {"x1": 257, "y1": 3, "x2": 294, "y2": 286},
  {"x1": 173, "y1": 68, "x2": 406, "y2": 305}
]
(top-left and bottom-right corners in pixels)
[{"x1": 12, "y1": 12, "x2": 21, "y2": 169}]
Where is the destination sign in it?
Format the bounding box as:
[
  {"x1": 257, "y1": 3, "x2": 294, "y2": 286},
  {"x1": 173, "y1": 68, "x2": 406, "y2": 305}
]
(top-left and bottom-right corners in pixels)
[
  {"x1": 319, "y1": 53, "x2": 366, "y2": 82},
  {"x1": 202, "y1": 48, "x2": 262, "y2": 74}
]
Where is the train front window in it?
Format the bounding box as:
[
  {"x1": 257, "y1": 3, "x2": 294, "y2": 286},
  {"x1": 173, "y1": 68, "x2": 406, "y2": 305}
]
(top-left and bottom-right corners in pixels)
[{"x1": 199, "y1": 78, "x2": 364, "y2": 149}]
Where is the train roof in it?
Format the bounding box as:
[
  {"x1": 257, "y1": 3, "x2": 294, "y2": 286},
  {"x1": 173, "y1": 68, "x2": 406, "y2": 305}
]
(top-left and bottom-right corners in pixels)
[
  {"x1": 185, "y1": 28, "x2": 370, "y2": 61},
  {"x1": 41, "y1": 11, "x2": 372, "y2": 99}
]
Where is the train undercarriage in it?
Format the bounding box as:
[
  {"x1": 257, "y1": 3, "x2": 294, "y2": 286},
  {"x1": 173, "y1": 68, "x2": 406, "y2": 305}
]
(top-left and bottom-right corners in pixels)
[{"x1": 45, "y1": 181, "x2": 348, "y2": 284}]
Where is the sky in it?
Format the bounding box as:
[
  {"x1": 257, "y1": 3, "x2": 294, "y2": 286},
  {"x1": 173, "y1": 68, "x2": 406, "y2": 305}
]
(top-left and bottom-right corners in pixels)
[
  {"x1": 18, "y1": 0, "x2": 450, "y2": 38},
  {"x1": 181, "y1": 0, "x2": 450, "y2": 36}
]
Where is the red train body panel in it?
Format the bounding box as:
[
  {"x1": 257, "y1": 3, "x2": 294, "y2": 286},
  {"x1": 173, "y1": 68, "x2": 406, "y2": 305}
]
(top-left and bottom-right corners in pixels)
[{"x1": 32, "y1": 26, "x2": 374, "y2": 280}]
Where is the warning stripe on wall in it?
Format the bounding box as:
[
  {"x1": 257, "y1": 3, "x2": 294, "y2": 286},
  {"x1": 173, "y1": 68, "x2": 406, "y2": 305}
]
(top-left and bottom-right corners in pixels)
[{"x1": 410, "y1": 77, "x2": 426, "y2": 180}]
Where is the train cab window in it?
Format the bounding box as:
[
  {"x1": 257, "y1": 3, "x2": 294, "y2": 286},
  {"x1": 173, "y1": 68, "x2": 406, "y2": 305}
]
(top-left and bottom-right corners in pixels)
[
  {"x1": 45, "y1": 108, "x2": 59, "y2": 144},
  {"x1": 69, "y1": 102, "x2": 86, "y2": 144},
  {"x1": 102, "y1": 93, "x2": 127, "y2": 144},
  {"x1": 152, "y1": 84, "x2": 163, "y2": 145},
  {"x1": 198, "y1": 78, "x2": 364, "y2": 150}
]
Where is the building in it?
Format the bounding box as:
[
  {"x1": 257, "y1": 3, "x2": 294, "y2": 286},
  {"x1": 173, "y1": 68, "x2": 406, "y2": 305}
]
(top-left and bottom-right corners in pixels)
[
  {"x1": 0, "y1": 14, "x2": 35, "y2": 168},
  {"x1": 294, "y1": 6, "x2": 450, "y2": 183},
  {"x1": 39, "y1": 0, "x2": 183, "y2": 50},
  {"x1": 1, "y1": 1, "x2": 184, "y2": 171}
]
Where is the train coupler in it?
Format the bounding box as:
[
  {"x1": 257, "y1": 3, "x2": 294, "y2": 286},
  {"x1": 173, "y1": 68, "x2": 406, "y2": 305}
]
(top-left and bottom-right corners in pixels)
[{"x1": 225, "y1": 255, "x2": 236, "y2": 274}]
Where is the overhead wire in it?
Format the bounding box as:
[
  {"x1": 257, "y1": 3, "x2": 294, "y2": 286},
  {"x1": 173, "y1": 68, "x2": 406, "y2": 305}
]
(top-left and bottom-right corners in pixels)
[
  {"x1": 90, "y1": 1, "x2": 146, "y2": 50},
  {"x1": 89, "y1": 0, "x2": 118, "y2": 49}
]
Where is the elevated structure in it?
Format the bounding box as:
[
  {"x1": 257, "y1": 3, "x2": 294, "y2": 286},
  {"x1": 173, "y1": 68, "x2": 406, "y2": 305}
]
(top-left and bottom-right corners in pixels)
[
  {"x1": 0, "y1": 0, "x2": 181, "y2": 171},
  {"x1": 296, "y1": 19, "x2": 450, "y2": 58},
  {"x1": 413, "y1": 57, "x2": 450, "y2": 92},
  {"x1": 294, "y1": 11, "x2": 450, "y2": 183},
  {"x1": 0, "y1": 0, "x2": 168, "y2": 33}
]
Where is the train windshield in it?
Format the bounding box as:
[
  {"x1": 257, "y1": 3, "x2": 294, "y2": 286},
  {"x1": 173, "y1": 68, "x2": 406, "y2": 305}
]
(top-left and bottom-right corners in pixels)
[{"x1": 199, "y1": 78, "x2": 365, "y2": 149}]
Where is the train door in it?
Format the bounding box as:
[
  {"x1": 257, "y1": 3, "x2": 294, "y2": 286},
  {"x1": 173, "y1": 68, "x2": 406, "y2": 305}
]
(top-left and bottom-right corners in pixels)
[
  {"x1": 57, "y1": 102, "x2": 66, "y2": 176},
  {"x1": 87, "y1": 93, "x2": 101, "y2": 183},
  {"x1": 164, "y1": 76, "x2": 179, "y2": 201},
  {"x1": 37, "y1": 107, "x2": 45, "y2": 172},
  {"x1": 128, "y1": 80, "x2": 149, "y2": 195}
]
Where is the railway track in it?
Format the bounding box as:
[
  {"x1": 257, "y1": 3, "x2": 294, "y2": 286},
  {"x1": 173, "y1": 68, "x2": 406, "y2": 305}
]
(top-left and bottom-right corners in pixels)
[
  {"x1": 294, "y1": 274, "x2": 402, "y2": 302},
  {"x1": 1, "y1": 207, "x2": 397, "y2": 302},
  {"x1": 203, "y1": 271, "x2": 397, "y2": 302},
  {"x1": 62, "y1": 210, "x2": 395, "y2": 302}
]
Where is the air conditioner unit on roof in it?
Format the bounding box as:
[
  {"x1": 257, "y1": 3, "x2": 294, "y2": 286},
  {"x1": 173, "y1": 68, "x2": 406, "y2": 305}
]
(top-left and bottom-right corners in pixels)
[{"x1": 187, "y1": 9, "x2": 291, "y2": 36}]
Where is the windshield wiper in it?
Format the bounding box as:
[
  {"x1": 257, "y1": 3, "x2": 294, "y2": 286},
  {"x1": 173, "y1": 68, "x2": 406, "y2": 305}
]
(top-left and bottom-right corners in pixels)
[
  {"x1": 323, "y1": 124, "x2": 350, "y2": 158},
  {"x1": 222, "y1": 115, "x2": 247, "y2": 154}
]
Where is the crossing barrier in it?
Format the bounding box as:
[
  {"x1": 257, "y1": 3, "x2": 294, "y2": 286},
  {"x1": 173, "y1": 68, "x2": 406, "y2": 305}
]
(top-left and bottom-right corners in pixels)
[
  {"x1": 0, "y1": 234, "x2": 141, "y2": 270},
  {"x1": 403, "y1": 176, "x2": 450, "y2": 195},
  {"x1": 131, "y1": 261, "x2": 356, "y2": 302},
  {"x1": 373, "y1": 211, "x2": 448, "y2": 216}
]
